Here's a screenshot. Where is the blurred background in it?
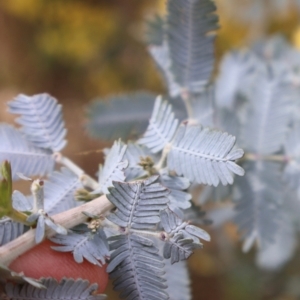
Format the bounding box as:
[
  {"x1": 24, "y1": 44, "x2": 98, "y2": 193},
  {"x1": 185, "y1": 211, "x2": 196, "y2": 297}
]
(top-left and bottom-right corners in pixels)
[{"x1": 2, "y1": 0, "x2": 300, "y2": 299}]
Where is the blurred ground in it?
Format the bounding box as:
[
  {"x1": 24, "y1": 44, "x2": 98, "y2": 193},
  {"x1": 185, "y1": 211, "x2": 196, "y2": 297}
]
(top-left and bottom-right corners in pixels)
[{"x1": 1, "y1": 1, "x2": 300, "y2": 299}]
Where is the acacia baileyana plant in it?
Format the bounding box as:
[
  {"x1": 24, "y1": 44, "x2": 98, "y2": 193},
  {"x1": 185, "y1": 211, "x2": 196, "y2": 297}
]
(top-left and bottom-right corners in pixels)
[{"x1": 4, "y1": 0, "x2": 300, "y2": 298}]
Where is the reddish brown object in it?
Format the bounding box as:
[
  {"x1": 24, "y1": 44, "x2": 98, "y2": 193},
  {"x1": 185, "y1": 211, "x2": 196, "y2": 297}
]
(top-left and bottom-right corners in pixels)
[{"x1": 9, "y1": 239, "x2": 109, "y2": 293}]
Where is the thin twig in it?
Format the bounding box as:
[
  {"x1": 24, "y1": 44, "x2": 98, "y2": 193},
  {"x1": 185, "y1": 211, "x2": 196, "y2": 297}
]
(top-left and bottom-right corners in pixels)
[{"x1": 0, "y1": 195, "x2": 113, "y2": 267}]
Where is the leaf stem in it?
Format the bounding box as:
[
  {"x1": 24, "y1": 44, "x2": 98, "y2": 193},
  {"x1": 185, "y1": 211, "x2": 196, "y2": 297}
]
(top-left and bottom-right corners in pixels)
[
  {"x1": 181, "y1": 89, "x2": 193, "y2": 119},
  {"x1": 8, "y1": 208, "x2": 33, "y2": 226},
  {"x1": 128, "y1": 228, "x2": 164, "y2": 239},
  {"x1": 155, "y1": 143, "x2": 172, "y2": 170},
  {"x1": 0, "y1": 195, "x2": 113, "y2": 267},
  {"x1": 54, "y1": 153, "x2": 99, "y2": 190},
  {"x1": 243, "y1": 153, "x2": 290, "y2": 163}
]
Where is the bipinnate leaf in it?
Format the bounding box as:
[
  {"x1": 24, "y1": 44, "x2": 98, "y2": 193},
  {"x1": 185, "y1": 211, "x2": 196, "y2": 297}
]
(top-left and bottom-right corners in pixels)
[
  {"x1": 234, "y1": 161, "x2": 283, "y2": 252},
  {"x1": 43, "y1": 168, "x2": 83, "y2": 215},
  {"x1": 95, "y1": 140, "x2": 128, "y2": 195},
  {"x1": 256, "y1": 213, "x2": 296, "y2": 270},
  {"x1": 159, "y1": 170, "x2": 192, "y2": 209},
  {"x1": 108, "y1": 234, "x2": 168, "y2": 300},
  {"x1": 149, "y1": 43, "x2": 182, "y2": 98},
  {"x1": 8, "y1": 93, "x2": 67, "y2": 152},
  {"x1": 283, "y1": 122, "x2": 300, "y2": 192},
  {"x1": 138, "y1": 96, "x2": 178, "y2": 153},
  {"x1": 107, "y1": 176, "x2": 169, "y2": 230},
  {"x1": 167, "y1": 124, "x2": 245, "y2": 186},
  {"x1": 215, "y1": 50, "x2": 258, "y2": 109},
  {"x1": 242, "y1": 67, "x2": 294, "y2": 155},
  {"x1": 5, "y1": 277, "x2": 106, "y2": 300},
  {"x1": 0, "y1": 124, "x2": 55, "y2": 179},
  {"x1": 0, "y1": 217, "x2": 26, "y2": 246},
  {"x1": 165, "y1": 259, "x2": 191, "y2": 300},
  {"x1": 123, "y1": 142, "x2": 157, "y2": 181},
  {"x1": 160, "y1": 209, "x2": 210, "y2": 264},
  {"x1": 86, "y1": 92, "x2": 156, "y2": 141},
  {"x1": 12, "y1": 190, "x2": 32, "y2": 212},
  {"x1": 35, "y1": 215, "x2": 46, "y2": 243},
  {"x1": 167, "y1": 0, "x2": 219, "y2": 94},
  {"x1": 51, "y1": 228, "x2": 109, "y2": 267}
]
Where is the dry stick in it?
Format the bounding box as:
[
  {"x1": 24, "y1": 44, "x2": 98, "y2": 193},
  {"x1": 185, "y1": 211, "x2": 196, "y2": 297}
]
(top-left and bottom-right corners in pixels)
[{"x1": 0, "y1": 195, "x2": 113, "y2": 267}]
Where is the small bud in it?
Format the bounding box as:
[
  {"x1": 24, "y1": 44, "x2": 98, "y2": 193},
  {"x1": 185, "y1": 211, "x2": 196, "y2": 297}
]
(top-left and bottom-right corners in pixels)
[{"x1": 31, "y1": 179, "x2": 44, "y2": 212}]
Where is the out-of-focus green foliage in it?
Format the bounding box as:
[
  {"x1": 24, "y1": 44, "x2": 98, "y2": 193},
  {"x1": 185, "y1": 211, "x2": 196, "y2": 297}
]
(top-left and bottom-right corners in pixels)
[
  {"x1": 0, "y1": 0, "x2": 163, "y2": 97},
  {"x1": 0, "y1": 161, "x2": 12, "y2": 217},
  {"x1": 2, "y1": 1, "x2": 116, "y2": 65},
  {"x1": 1, "y1": 0, "x2": 300, "y2": 98},
  {"x1": 0, "y1": 161, "x2": 29, "y2": 224}
]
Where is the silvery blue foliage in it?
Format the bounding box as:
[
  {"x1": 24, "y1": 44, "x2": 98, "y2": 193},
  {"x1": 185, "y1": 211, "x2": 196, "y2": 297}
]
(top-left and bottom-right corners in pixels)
[
  {"x1": 211, "y1": 37, "x2": 300, "y2": 265},
  {"x1": 107, "y1": 234, "x2": 168, "y2": 300},
  {"x1": 95, "y1": 140, "x2": 128, "y2": 195},
  {"x1": 12, "y1": 190, "x2": 33, "y2": 211},
  {"x1": 0, "y1": 217, "x2": 26, "y2": 246},
  {"x1": 256, "y1": 212, "x2": 296, "y2": 270},
  {"x1": 12, "y1": 167, "x2": 83, "y2": 215},
  {"x1": 123, "y1": 142, "x2": 156, "y2": 181},
  {"x1": 159, "y1": 169, "x2": 192, "y2": 209},
  {"x1": 241, "y1": 66, "x2": 294, "y2": 155},
  {"x1": 167, "y1": 0, "x2": 219, "y2": 93},
  {"x1": 8, "y1": 93, "x2": 67, "y2": 152},
  {"x1": 6, "y1": 0, "x2": 293, "y2": 296},
  {"x1": 0, "y1": 124, "x2": 55, "y2": 179},
  {"x1": 86, "y1": 92, "x2": 156, "y2": 141},
  {"x1": 168, "y1": 124, "x2": 245, "y2": 186},
  {"x1": 234, "y1": 161, "x2": 283, "y2": 252},
  {"x1": 107, "y1": 176, "x2": 169, "y2": 230},
  {"x1": 283, "y1": 121, "x2": 300, "y2": 193},
  {"x1": 164, "y1": 260, "x2": 191, "y2": 300},
  {"x1": 198, "y1": 184, "x2": 232, "y2": 204},
  {"x1": 27, "y1": 212, "x2": 67, "y2": 244},
  {"x1": 215, "y1": 51, "x2": 258, "y2": 109},
  {"x1": 51, "y1": 227, "x2": 109, "y2": 267},
  {"x1": 5, "y1": 278, "x2": 106, "y2": 300},
  {"x1": 149, "y1": 42, "x2": 182, "y2": 98},
  {"x1": 43, "y1": 168, "x2": 83, "y2": 215},
  {"x1": 160, "y1": 209, "x2": 210, "y2": 264},
  {"x1": 138, "y1": 96, "x2": 178, "y2": 153}
]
